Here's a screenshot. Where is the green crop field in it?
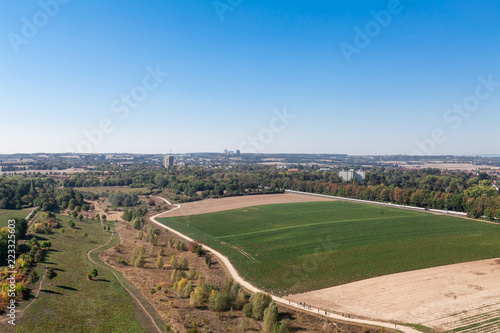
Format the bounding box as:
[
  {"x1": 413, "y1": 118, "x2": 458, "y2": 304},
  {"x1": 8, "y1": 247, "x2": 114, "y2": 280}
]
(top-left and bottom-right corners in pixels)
[
  {"x1": 0, "y1": 209, "x2": 33, "y2": 227},
  {"x1": 158, "y1": 201, "x2": 500, "y2": 295}
]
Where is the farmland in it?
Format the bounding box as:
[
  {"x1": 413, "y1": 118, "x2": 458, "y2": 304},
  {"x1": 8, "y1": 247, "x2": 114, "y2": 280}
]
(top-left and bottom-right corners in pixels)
[
  {"x1": 158, "y1": 201, "x2": 500, "y2": 295},
  {"x1": 0, "y1": 208, "x2": 32, "y2": 227}
]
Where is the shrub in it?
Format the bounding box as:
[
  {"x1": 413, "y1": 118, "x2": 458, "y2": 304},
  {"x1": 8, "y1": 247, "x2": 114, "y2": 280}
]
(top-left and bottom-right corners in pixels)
[
  {"x1": 263, "y1": 301, "x2": 279, "y2": 332},
  {"x1": 250, "y1": 292, "x2": 272, "y2": 320},
  {"x1": 156, "y1": 255, "x2": 164, "y2": 269},
  {"x1": 243, "y1": 303, "x2": 252, "y2": 317}
]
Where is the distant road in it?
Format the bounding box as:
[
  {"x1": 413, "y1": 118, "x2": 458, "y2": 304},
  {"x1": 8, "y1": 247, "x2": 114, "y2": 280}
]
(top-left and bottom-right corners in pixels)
[
  {"x1": 285, "y1": 189, "x2": 468, "y2": 217},
  {"x1": 150, "y1": 195, "x2": 423, "y2": 333}
]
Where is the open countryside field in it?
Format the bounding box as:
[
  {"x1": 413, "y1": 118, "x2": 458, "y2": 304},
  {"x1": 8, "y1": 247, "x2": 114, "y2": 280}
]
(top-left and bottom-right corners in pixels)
[
  {"x1": 12, "y1": 215, "x2": 157, "y2": 333},
  {"x1": 158, "y1": 200, "x2": 500, "y2": 296},
  {"x1": 0, "y1": 208, "x2": 32, "y2": 227}
]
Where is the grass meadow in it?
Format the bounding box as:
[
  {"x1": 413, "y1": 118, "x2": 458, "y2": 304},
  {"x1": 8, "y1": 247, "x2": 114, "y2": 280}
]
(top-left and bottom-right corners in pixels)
[
  {"x1": 159, "y1": 201, "x2": 500, "y2": 295},
  {"x1": 14, "y1": 215, "x2": 155, "y2": 333},
  {"x1": 0, "y1": 208, "x2": 32, "y2": 227}
]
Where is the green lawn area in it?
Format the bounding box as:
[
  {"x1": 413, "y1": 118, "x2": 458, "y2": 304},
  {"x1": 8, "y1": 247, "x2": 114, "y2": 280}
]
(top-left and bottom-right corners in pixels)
[
  {"x1": 72, "y1": 186, "x2": 150, "y2": 195},
  {"x1": 14, "y1": 215, "x2": 156, "y2": 333},
  {"x1": 158, "y1": 201, "x2": 500, "y2": 295},
  {"x1": 0, "y1": 208, "x2": 33, "y2": 227}
]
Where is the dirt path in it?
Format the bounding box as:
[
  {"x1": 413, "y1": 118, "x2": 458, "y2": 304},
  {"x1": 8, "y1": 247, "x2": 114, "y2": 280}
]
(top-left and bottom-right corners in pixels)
[
  {"x1": 150, "y1": 195, "x2": 421, "y2": 333},
  {"x1": 87, "y1": 229, "x2": 163, "y2": 333}
]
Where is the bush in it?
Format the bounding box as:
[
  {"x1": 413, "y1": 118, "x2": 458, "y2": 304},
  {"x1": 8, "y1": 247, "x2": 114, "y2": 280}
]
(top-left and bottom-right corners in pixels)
[
  {"x1": 243, "y1": 303, "x2": 253, "y2": 317},
  {"x1": 68, "y1": 220, "x2": 75, "y2": 228}
]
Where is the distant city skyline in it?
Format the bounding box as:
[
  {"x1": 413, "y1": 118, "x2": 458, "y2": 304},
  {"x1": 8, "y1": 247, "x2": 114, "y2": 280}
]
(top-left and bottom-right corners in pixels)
[{"x1": 1, "y1": 1, "x2": 499, "y2": 155}]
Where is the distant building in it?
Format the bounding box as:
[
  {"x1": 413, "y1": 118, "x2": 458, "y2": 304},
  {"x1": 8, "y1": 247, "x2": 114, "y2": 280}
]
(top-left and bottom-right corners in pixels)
[
  {"x1": 338, "y1": 169, "x2": 365, "y2": 183},
  {"x1": 224, "y1": 149, "x2": 228, "y2": 155},
  {"x1": 164, "y1": 155, "x2": 174, "y2": 169},
  {"x1": 236, "y1": 150, "x2": 241, "y2": 156}
]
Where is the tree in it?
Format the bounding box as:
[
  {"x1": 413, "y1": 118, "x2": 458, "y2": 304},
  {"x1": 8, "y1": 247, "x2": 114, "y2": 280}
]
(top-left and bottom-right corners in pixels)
[
  {"x1": 40, "y1": 240, "x2": 52, "y2": 249},
  {"x1": 68, "y1": 220, "x2": 75, "y2": 228},
  {"x1": 190, "y1": 285, "x2": 205, "y2": 308},
  {"x1": 170, "y1": 255, "x2": 178, "y2": 269},
  {"x1": 28, "y1": 271, "x2": 39, "y2": 285},
  {"x1": 179, "y1": 257, "x2": 188, "y2": 270},
  {"x1": 250, "y1": 292, "x2": 272, "y2": 320},
  {"x1": 134, "y1": 255, "x2": 145, "y2": 268},
  {"x1": 156, "y1": 254, "x2": 164, "y2": 269},
  {"x1": 88, "y1": 268, "x2": 98, "y2": 280},
  {"x1": 263, "y1": 301, "x2": 279, "y2": 332},
  {"x1": 47, "y1": 267, "x2": 57, "y2": 285}
]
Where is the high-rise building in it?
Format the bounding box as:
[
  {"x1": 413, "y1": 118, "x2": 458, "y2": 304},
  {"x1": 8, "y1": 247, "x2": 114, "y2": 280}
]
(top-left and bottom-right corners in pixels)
[
  {"x1": 164, "y1": 155, "x2": 174, "y2": 169},
  {"x1": 236, "y1": 150, "x2": 241, "y2": 156},
  {"x1": 338, "y1": 169, "x2": 365, "y2": 183}
]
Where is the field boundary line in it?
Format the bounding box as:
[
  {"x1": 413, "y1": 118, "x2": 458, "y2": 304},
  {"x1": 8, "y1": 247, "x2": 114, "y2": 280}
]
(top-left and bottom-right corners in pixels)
[
  {"x1": 150, "y1": 195, "x2": 423, "y2": 333},
  {"x1": 87, "y1": 230, "x2": 163, "y2": 333},
  {"x1": 285, "y1": 190, "x2": 468, "y2": 217}
]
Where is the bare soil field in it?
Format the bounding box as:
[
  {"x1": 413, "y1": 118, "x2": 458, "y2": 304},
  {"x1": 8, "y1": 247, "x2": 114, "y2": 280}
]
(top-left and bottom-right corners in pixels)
[
  {"x1": 396, "y1": 162, "x2": 500, "y2": 171},
  {"x1": 286, "y1": 258, "x2": 500, "y2": 332},
  {"x1": 160, "y1": 192, "x2": 336, "y2": 218}
]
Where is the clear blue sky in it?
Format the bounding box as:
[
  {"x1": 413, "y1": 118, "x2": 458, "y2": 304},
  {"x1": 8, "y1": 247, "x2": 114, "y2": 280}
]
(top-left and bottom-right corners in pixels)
[{"x1": 1, "y1": 0, "x2": 499, "y2": 155}]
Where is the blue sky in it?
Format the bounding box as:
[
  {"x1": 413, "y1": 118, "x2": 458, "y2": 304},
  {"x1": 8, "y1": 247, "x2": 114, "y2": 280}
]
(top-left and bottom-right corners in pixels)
[{"x1": 0, "y1": 0, "x2": 499, "y2": 155}]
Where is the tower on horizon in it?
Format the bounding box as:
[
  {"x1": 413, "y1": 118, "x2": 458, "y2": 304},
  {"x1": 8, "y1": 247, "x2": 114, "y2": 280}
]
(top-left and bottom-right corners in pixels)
[{"x1": 164, "y1": 155, "x2": 174, "y2": 169}]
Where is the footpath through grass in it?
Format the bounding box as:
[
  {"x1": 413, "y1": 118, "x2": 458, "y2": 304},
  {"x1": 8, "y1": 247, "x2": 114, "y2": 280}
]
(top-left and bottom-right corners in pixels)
[
  {"x1": 16, "y1": 215, "x2": 152, "y2": 333},
  {"x1": 159, "y1": 201, "x2": 500, "y2": 295}
]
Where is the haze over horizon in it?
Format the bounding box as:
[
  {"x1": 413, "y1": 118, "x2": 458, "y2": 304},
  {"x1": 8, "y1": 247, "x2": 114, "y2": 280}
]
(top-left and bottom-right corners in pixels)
[{"x1": 1, "y1": 1, "x2": 499, "y2": 155}]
